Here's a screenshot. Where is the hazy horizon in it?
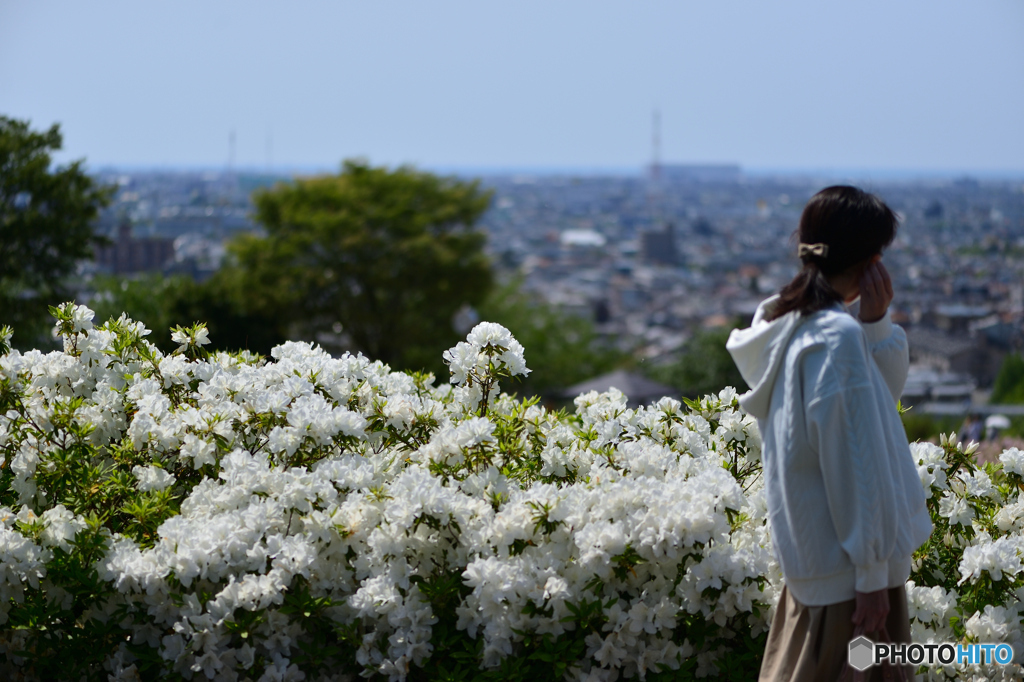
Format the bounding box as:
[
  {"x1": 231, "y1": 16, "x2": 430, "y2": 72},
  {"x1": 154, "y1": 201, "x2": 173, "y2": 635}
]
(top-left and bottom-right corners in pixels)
[{"x1": 87, "y1": 163, "x2": 1024, "y2": 183}]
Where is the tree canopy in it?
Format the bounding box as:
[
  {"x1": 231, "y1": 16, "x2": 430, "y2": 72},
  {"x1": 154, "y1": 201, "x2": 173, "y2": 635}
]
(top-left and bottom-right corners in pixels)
[
  {"x1": 227, "y1": 160, "x2": 494, "y2": 373},
  {"x1": 992, "y1": 353, "x2": 1024, "y2": 404},
  {"x1": 647, "y1": 324, "x2": 747, "y2": 399},
  {"x1": 0, "y1": 116, "x2": 111, "y2": 343},
  {"x1": 88, "y1": 272, "x2": 286, "y2": 357}
]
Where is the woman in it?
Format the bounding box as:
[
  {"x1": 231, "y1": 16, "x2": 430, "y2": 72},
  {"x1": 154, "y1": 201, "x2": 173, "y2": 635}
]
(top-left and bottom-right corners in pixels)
[{"x1": 726, "y1": 186, "x2": 932, "y2": 680}]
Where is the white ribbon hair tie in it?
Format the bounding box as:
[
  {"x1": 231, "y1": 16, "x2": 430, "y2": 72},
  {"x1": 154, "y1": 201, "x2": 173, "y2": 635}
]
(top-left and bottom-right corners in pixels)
[{"x1": 798, "y1": 243, "x2": 829, "y2": 258}]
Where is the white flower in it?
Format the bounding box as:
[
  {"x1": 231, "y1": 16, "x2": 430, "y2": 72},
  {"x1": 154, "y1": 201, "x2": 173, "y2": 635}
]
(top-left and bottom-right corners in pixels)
[
  {"x1": 956, "y1": 469, "x2": 997, "y2": 500},
  {"x1": 171, "y1": 324, "x2": 210, "y2": 348},
  {"x1": 180, "y1": 433, "x2": 217, "y2": 468},
  {"x1": 63, "y1": 302, "x2": 96, "y2": 333},
  {"x1": 965, "y1": 604, "x2": 1016, "y2": 643},
  {"x1": 466, "y1": 322, "x2": 515, "y2": 350},
  {"x1": 383, "y1": 395, "x2": 418, "y2": 430},
  {"x1": 499, "y1": 338, "x2": 530, "y2": 377},
  {"x1": 40, "y1": 505, "x2": 86, "y2": 552},
  {"x1": 16, "y1": 506, "x2": 39, "y2": 526},
  {"x1": 132, "y1": 465, "x2": 175, "y2": 492},
  {"x1": 442, "y1": 341, "x2": 481, "y2": 385},
  {"x1": 716, "y1": 410, "x2": 747, "y2": 443},
  {"x1": 938, "y1": 493, "x2": 974, "y2": 527},
  {"x1": 453, "y1": 417, "x2": 496, "y2": 448},
  {"x1": 996, "y1": 499, "x2": 1024, "y2": 532},
  {"x1": 912, "y1": 442, "x2": 949, "y2": 496},
  {"x1": 267, "y1": 426, "x2": 302, "y2": 456},
  {"x1": 1001, "y1": 447, "x2": 1024, "y2": 477},
  {"x1": 905, "y1": 580, "x2": 956, "y2": 625},
  {"x1": 444, "y1": 322, "x2": 530, "y2": 385},
  {"x1": 910, "y1": 441, "x2": 946, "y2": 468},
  {"x1": 959, "y1": 536, "x2": 1023, "y2": 584}
]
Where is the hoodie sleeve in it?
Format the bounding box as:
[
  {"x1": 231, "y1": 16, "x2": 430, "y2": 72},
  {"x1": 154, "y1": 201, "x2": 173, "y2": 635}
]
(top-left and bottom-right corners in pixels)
[
  {"x1": 862, "y1": 311, "x2": 909, "y2": 403},
  {"x1": 851, "y1": 306, "x2": 909, "y2": 403},
  {"x1": 804, "y1": 344, "x2": 901, "y2": 594}
]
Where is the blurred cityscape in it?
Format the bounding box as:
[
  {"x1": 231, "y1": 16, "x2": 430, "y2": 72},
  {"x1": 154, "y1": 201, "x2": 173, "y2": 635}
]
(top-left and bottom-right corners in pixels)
[{"x1": 85, "y1": 166, "x2": 1024, "y2": 413}]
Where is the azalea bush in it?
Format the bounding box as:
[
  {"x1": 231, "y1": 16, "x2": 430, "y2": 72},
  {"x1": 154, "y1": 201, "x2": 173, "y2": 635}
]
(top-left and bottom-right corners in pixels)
[
  {"x1": 0, "y1": 304, "x2": 1020, "y2": 681},
  {"x1": 907, "y1": 435, "x2": 1024, "y2": 680}
]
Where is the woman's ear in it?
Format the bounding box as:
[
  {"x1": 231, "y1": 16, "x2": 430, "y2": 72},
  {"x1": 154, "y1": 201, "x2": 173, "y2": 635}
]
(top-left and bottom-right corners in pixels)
[{"x1": 848, "y1": 259, "x2": 870, "y2": 281}]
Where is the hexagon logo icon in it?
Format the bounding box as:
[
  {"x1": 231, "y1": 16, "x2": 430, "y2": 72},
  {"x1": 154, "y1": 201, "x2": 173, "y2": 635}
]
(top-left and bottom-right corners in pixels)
[{"x1": 848, "y1": 636, "x2": 875, "y2": 671}]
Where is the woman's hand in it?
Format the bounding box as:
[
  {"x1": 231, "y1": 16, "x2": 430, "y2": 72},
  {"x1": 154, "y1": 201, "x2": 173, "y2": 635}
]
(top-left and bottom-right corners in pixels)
[
  {"x1": 852, "y1": 588, "x2": 890, "y2": 637},
  {"x1": 858, "y1": 260, "x2": 893, "y2": 323}
]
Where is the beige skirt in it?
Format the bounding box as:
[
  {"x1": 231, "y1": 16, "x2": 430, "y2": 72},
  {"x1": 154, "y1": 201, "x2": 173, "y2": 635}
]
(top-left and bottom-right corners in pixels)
[{"x1": 759, "y1": 584, "x2": 913, "y2": 682}]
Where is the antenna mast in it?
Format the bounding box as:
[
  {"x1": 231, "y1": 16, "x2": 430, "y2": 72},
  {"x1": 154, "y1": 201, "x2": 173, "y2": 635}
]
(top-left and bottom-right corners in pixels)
[
  {"x1": 651, "y1": 109, "x2": 661, "y2": 182},
  {"x1": 266, "y1": 127, "x2": 273, "y2": 174}
]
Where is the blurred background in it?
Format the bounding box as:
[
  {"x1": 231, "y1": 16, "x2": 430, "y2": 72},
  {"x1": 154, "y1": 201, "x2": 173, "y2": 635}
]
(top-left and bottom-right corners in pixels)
[{"x1": 2, "y1": 1, "x2": 1023, "y2": 439}]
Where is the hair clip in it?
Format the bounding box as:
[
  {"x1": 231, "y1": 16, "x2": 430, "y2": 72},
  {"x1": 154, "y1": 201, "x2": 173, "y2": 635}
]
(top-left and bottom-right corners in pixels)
[{"x1": 798, "y1": 243, "x2": 829, "y2": 258}]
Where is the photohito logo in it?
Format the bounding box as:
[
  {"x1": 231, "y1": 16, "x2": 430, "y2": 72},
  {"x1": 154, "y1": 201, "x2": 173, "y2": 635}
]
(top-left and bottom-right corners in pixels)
[{"x1": 848, "y1": 636, "x2": 1014, "y2": 670}]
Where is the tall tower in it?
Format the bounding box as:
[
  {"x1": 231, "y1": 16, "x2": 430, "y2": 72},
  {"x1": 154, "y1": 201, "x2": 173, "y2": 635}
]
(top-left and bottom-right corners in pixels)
[
  {"x1": 647, "y1": 109, "x2": 665, "y2": 229},
  {"x1": 266, "y1": 127, "x2": 273, "y2": 174},
  {"x1": 650, "y1": 108, "x2": 661, "y2": 183}
]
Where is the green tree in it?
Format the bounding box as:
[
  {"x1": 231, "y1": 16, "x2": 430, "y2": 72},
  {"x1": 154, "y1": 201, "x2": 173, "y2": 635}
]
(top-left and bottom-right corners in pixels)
[
  {"x1": 991, "y1": 353, "x2": 1024, "y2": 404},
  {"x1": 900, "y1": 410, "x2": 961, "y2": 443},
  {"x1": 479, "y1": 281, "x2": 628, "y2": 397},
  {"x1": 0, "y1": 116, "x2": 111, "y2": 344},
  {"x1": 230, "y1": 160, "x2": 493, "y2": 373},
  {"x1": 649, "y1": 324, "x2": 748, "y2": 399},
  {"x1": 89, "y1": 274, "x2": 186, "y2": 350}
]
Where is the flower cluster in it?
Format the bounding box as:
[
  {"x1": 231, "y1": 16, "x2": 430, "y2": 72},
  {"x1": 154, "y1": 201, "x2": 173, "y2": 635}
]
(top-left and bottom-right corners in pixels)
[
  {"x1": 907, "y1": 436, "x2": 1024, "y2": 680},
  {"x1": 0, "y1": 304, "x2": 1021, "y2": 681},
  {"x1": 442, "y1": 321, "x2": 530, "y2": 415}
]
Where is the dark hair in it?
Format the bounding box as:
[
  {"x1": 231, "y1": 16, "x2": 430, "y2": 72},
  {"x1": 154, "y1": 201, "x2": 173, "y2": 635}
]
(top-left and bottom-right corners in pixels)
[{"x1": 765, "y1": 185, "x2": 899, "y2": 321}]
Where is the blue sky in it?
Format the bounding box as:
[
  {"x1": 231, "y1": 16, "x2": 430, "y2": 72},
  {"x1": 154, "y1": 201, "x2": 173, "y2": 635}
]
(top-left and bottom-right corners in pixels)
[{"x1": 2, "y1": 1, "x2": 1022, "y2": 173}]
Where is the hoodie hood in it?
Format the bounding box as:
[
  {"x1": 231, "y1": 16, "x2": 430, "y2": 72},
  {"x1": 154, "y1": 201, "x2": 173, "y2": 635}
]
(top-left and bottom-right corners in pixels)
[{"x1": 726, "y1": 295, "x2": 804, "y2": 420}]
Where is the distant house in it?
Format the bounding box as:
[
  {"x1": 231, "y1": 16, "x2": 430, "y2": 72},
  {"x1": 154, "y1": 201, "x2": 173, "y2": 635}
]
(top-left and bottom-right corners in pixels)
[
  {"x1": 641, "y1": 223, "x2": 679, "y2": 266},
  {"x1": 905, "y1": 326, "x2": 1005, "y2": 388},
  {"x1": 925, "y1": 304, "x2": 992, "y2": 334},
  {"x1": 94, "y1": 220, "x2": 175, "y2": 274},
  {"x1": 560, "y1": 229, "x2": 606, "y2": 249}
]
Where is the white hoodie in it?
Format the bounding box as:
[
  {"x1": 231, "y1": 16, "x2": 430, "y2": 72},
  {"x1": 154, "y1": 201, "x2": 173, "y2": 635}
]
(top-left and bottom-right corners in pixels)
[{"x1": 726, "y1": 296, "x2": 932, "y2": 606}]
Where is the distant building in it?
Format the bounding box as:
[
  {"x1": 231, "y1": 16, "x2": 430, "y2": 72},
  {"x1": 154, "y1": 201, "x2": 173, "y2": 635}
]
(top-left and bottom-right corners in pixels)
[
  {"x1": 560, "y1": 229, "x2": 607, "y2": 248},
  {"x1": 926, "y1": 304, "x2": 992, "y2": 334},
  {"x1": 906, "y1": 326, "x2": 1005, "y2": 388},
  {"x1": 900, "y1": 365, "x2": 975, "y2": 407},
  {"x1": 94, "y1": 220, "x2": 175, "y2": 274},
  {"x1": 641, "y1": 223, "x2": 679, "y2": 266}
]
